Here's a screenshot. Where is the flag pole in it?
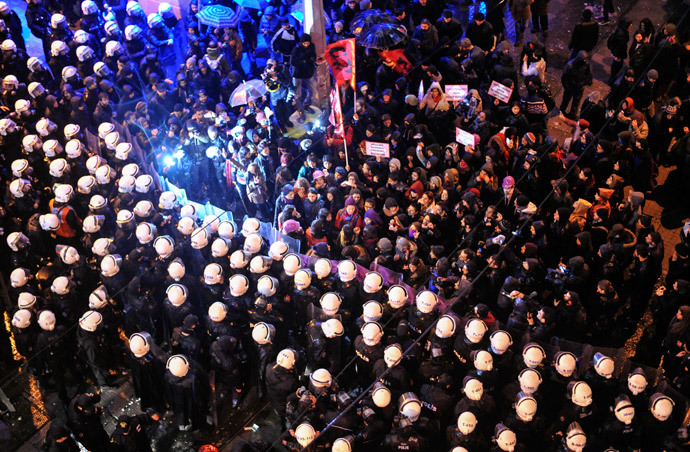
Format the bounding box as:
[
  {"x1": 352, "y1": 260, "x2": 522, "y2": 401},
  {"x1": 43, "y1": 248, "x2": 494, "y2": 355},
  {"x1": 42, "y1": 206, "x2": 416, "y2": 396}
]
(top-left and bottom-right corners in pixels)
[{"x1": 344, "y1": 84, "x2": 350, "y2": 170}]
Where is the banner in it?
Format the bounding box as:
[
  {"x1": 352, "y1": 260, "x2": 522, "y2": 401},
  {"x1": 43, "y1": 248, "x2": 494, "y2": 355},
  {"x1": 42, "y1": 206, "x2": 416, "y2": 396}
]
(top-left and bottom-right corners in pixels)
[
  {"x1": 324, "y1": 38, "x2": 356, "y2": 90},
  {"x1": 364, "y1": 141, "x2": 390, "y2": 158},
  {"x1": 445, "y1": 84, "x2": 469, "y2": 101},
  {"x1": 329, "y1": 84, "x2": 344, "y2": 135},
  {"x1": 378, "y1": 49, "x2": 413, "y2": 74},
  {"x1": 488, "y1": 80, "x2": 513, "y2": 104},
  {"x1": 417, "y1": 79, "x2": 425, "y2": 104}
]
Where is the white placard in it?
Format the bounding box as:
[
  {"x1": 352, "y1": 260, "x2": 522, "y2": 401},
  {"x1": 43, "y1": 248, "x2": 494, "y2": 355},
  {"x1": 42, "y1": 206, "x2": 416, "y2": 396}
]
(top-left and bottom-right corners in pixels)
[
  {"x1": 488, "y1": 80, "x2": 513, "y2": 103},
  {"x1": 445, "y1": 84, "x2": 469, "y2": 101},
  {"x1": 365, "y1": 141, "x2": 390, "y2": 158},
  {"x1": 456, "y1": 128, "x2": 475, "y2": 150}
]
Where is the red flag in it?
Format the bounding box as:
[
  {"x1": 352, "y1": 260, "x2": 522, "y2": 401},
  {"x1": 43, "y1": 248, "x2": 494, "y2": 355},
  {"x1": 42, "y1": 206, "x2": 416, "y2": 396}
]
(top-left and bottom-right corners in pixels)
[
  {"x1": 378, "y1": 49, "x2": 413, "y2": 74},
  {"x1": 324, "y1": 38, "x2": 356, "y2": 90},
  {"x1": 329, "y1": 84, "x2": 344, "y2": 136}
]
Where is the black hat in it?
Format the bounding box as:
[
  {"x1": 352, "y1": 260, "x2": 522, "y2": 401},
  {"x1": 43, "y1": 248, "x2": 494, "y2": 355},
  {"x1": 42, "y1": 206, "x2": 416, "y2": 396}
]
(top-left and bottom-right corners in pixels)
[{"x1": 474, "y1": 12, "x2": 484, "y2": 21}]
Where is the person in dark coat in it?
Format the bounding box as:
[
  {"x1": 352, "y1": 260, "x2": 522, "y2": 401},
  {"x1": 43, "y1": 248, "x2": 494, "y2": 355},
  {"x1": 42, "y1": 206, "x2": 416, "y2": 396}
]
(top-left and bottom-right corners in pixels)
[
  {"x1": 66, "y1": 391, "x2": 109, "y2": 451},
  {"x1": 606, "y1": 18, "x2": 632, "y2": 85},
  {"x1": 25, "y1": 0, "x2": 52, "y2": 60},
  {"x1": 568, "y1": 9, "x2": 599, "y2": 58},
  {"x1": 435, "y1": 10, "x2": 463, "y2": 43},
  {"x1": 290, "y1": 33, "x2": 317, "y2": 115},
  {"x1": 128, "y1": 333, "x2": 167, "y2": 412},
  {"x1": 42, "y1": 422, "x2": 81, "y2": 452},
  {"x1": 164, "y1": 355, "x2": 210, "y2": 430},
  {"x1": 265, "y1": 349, "x2": 298, "y2": 418},
  {"x1": 0, "y1": 2, "x2": 25, "y2": 52},
  {"x1": 465, "y1": 13, "x2": 495, "y2": 52},
  {"x1": 560, "y1": 51, "x2": 593, "y2": 118},
  {"x1": 109, "y1": 412, "x2": 160, "y2": 452}
]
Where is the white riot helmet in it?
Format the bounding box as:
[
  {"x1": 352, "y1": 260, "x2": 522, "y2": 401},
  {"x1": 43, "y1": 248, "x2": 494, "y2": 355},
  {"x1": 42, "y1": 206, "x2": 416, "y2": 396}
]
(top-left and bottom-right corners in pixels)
[
  {"x1": 57, "y1": 245, "x2": 80, "y2": 265},
  {"x1": 204, "y1": 216, "x2": 221, "y2": 236},
  {"x1": 126, "y1": 0, "x2": 142, "y2": 15},
  {"x1": 61, "y1": 65, "x2": 77, "y2": 82},
  {"x1": 257, "y1": 275, "x2": 278, "y2": 297},
  {"x1": 384, "y1": 343, "x2": 403, "y2": 367},
  {"x1": 168, "y1": 259, "x2": 185, "y2": 281},
  {"x1": 1, "y1": 38, "x2": 16, "y2": 52},
  {"x1": 295, "y1": 423, "x2": 316, "y2": 448},
  {"x1": 105, "y1": 40, "x2": 123, "y2": 58},
  {"x1": 158, "y1": 191, "x2": 178, "y2": 210},
  {"x1": 241, "y1": 217, "x2": 260, "y2": 237},
  {"x1": 203, "y1": 263, "x2": 223, "y2": 285},
  {"x1": 276, "y1": 348, "x2": 296, "y2": 370},
  {"x1": 614, "y1": 394, "x2": 635, "y2": 425},
  {"x1": 81, "y1": 0, "x2": 98, "y2": 15},
  {"x1": 463, "y1": 377, "x2": 483, "y2": 401},
  {"x1": 320, "y1": 292, "x2": 342, "y2": 316},
  {"x1": 310, "y1": 368, "x2": 332, "y2": 389},
  {"x1": 7, "y1": 232, "x2": 30, "y2": 252},
  {"x1": 2, "y1": 75, "x2": 17, "y2": 91},
  {"x1": 314, "y1": 258, "x2": 332, "y2": 278},
  {"x1": 243, "y1": 233, "x2": 263, "y2": 255},
  {"x1": 22, "y1": 134, "x2": 40, "y2": 152},
  {"x1": 54, "y1": 184, "x2": 74, "y2": 203},
  {"x1": 124, "y1": 24, "x2": 143, "y2": 41},
  {"x1": 12, "y1": 309, "x2": 32, "y2": 329},
  {"x1": 10, "y1": 268, "x2": 30, "y2": 288},
  {"x1": 435, "y1": 313, "x2": 459, "y2": 338},
  {"x1": 115, "y1": 142, "x2": 132, "y2": 161},
  {"x1": 100, "y1": 254, "x2": 122, "y2": 277},
  {"x1": 522, "y1": 343, "x2": 546, "y2": 368},
  {"x1": 564, "y1": 422, "x2": 587, "y2": 452},
  {"x1": 321, "y1": 318, "x2": 344, "y2": 338},
  {"x1": 649, "y1": 393, "x2": 675, "y2": 421},
  {"x1": 89, "y1": 194, "x2": 107, "y2": 211},
  {"x1": 39, "y1": 213, "x2": 60, "y2": 231},
  {"x1": 518, "y1": 368, "x2": 542, "y2": 394},
  {"x1": 180, "y1": 203, "x2": 197, "y2": 220},
  {"x1": 153, "y1": 235, "x2": 175, "y2": 258},
  {"x1": 190, "y1": 228, "x2": 209, "y2": 249},
  {"x1": 135, "y1": 175, "x2": 153, "y2": 194},
  {"x1": 0, "y1": 117, "x2": 16, "y2": 136},
  {"x1": 332, "y1": 436, "x2": 354, "y2": 452},
  {"x1": 42, "y1": 139, "x2": 62, "y2": 157},
  {"x1": 361, "y1": 322, "x2": 384, "y2": 346},
  {"x1": 494, "y1": 423, "x2": 517, "y2": 452},
  {"x1": 27, "y1": 57, "x2": 43, "y2": 73},
  {"x1": 363, "y1": 271, "x2": 384, "y2": 294},
  {"x1": 250, "y1": 256, "x2": 271, "y2": 274},
  {"x1": 473, "y1": 349, "x2": 494, "y2": 372},
  {"x1": 121, "y1": 163, "x2": 140, "y2": 177},
  {"x1": 86, "y1": 155, "x2": 105, "y2": 175},
  {"x1": 208, "y1": 302, "x2": 227, "y2": 322},
  {"x1": 104, "y1": 20, "x2": 120, "y2": 36},
  {"x1": 9, "y1": 178, "x2": 30, "y2": 198},
  {"x1": 229, "y1": 274, "x2": 249, "y2": 297},
  {"x1": 76, "y1": 45, "x2": 94, "y2": 62},
  {"x1": 64, "y1": 123, "x2": 80, "y2": 141},
  {"x1": 147, "y1": 12, "x2": 163, "y2": 28},
  {"x1": 177, "y1": 217, "x2": 195, "y2": 236},
  {"x1": 49, "y1": 159, "x2": 68, "y2": 178},
  {"x1": 88, "y1": 285, "x2": 109, "y2": 309},
  {"x1": 166, "y1": 284, "x2": 188, "y2": 307},
  {"x1": 95, "y1": 165, "x2": 112, "y2": 184},
  {"x1": 465, "y1": 318, "x2": 488, "y2": 343},
  {"x1": 398, "y1": 392, "x2": 422, "y2": 422},
  {"x1": 515, "y1": 392, "x2": 537, "y2": 422},
  {"x1": 283, "y1": 253, "x2": 301, "y2": 276},
  {"x1": 118, "y1": 175, "x2": 136, "y2": 193},
  {"x1": 65, "y1": 139, "x2": 83, "y2": 159},
  {"x1": 18, "y1": 292, "x2": 37, "y2": 309},
  {"x1": 93, "y1": 61, "x2": 111, "y2": 77},
  {"x1": 15, "y1": 99, "x2": 31, "y2": 113},
  {"x1": 36, "y1": 117, "x2": 57, "y2": 137},
  {"x1": 166, "y1": 354, "x2": 190, "y2": 377},
  {"x1": 116, "y1": 210, "x2": 134, "y2": 227},
  {"x1": 217, "y1": 220, "x2": 236, "y2": 240},
  {"x1": 457, "y1": 411, "x2": 477, "y2": 435},
  {"x1": 294, "y1": 269, "x2": 312, "y2": 290},
  {"x1": 136, "y1": 222, "x2": 157, "y2": 244},
  {"x1": 133, "y1": 200, "x2": 154, "y2": 219},
  {"x1": 489, "y1": 330, "x2": 513, "y2": 355},
  {"x1": 363, "y1": 301, "x2": 383, "y2": 322},
  {"x1": 230, "y1": 250, "x2": 250, "y2": 269},
  {"x1": 77, "y1": 176, "x2": 96, "y2": 195},
  {"x1": 387, "y1": 285, "x2": 408, "y2": 309},
  {"x1": 568, "y1": 381, "x2": 592, "y2": 407},
  {"x1": 50, "y1": 276, "x2": 71, "y2": 295},
  {"x1": 50, "y1": 39, "x2": 68, "y2": 56},
  {"x1": 252, "y1": 322, "x2": 275, "y2": 345},
  {"x1": 372, "y1": 382, "x2": 391, "y2": 408},
  {"x1": 554, "y1": 351, "x2": 578, "y2": 378},
  {"x1": 79, "y1": 311, "x2": 103, "y2": 332},
  {"x1": 337, "y1": 260, "x2": 357, "y2": 282},
  {"x1": 129, "y1": 332, "x2": 151, "y2": 358},
  {"x1": 593, "y1": 352, "x2": 615, "y2": 379},
  {"x1": 91, "y1": 238, "x2": 114, "y2": 257},
  {"x1": 28, "y1": 81, "x2": 45, "y2": 98},
  {"x1": 73, "y1": 29, "x2": 89, "y2": 45},
  {"x1": 98, "y1": 122, "x2": 115, "y2": 140},
  {"x1": 627, "y1": 368, "x2": 648, "y2": 396},
  {"x1": 211, "y1": 238, "x2": 230, "y2": 258},
  {"x1": 11, "y1": 158, "x2": 29, "y2": 178},
  {"x1": 415, "y1": 290, "x2": 438, "y2": 314},
  {"x1": 269, "y1": 241, "x2": 289, "y2": 260},
  {"x1": 38, "y1": 310, "x2": 56, "y2": 331}
]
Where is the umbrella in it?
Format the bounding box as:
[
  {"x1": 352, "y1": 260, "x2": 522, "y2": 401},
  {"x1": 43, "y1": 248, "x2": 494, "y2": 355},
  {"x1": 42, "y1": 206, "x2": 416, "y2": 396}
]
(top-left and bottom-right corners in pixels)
[
  {"x1": 229, "y1": 80, "x2": 268, "y2": 107},
  {"x1": 232, "y1": 0, "x2": 268, "y2": 9},
  {"x1": 350, "y1": 9, "x2": 395, "y2": 36},
  {"x1": 196, "y1": 5, "x2": 240, "y2": 29},
  {"x1": 290, "y1": 2, "x2": 332, "y2": 28},
  {"x1": 358, "y1": 23, "x2": 408, "y2": 49}
]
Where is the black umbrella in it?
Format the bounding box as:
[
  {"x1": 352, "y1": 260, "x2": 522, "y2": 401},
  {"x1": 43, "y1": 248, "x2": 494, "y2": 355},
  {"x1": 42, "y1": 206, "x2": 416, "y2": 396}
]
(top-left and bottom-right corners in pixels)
[
  {"x1": 357, "y1": 23, "x2": 408, "y2": 49},
  {"x1": 350, "y1": 9, "x2": 395, "y2": 36}
]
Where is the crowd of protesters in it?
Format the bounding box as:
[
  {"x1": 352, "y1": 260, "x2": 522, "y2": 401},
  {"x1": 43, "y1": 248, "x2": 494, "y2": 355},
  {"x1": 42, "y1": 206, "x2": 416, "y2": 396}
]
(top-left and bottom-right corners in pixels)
[{"x1": 1, "y1": 0, "x2": 690, "y2": 450}]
